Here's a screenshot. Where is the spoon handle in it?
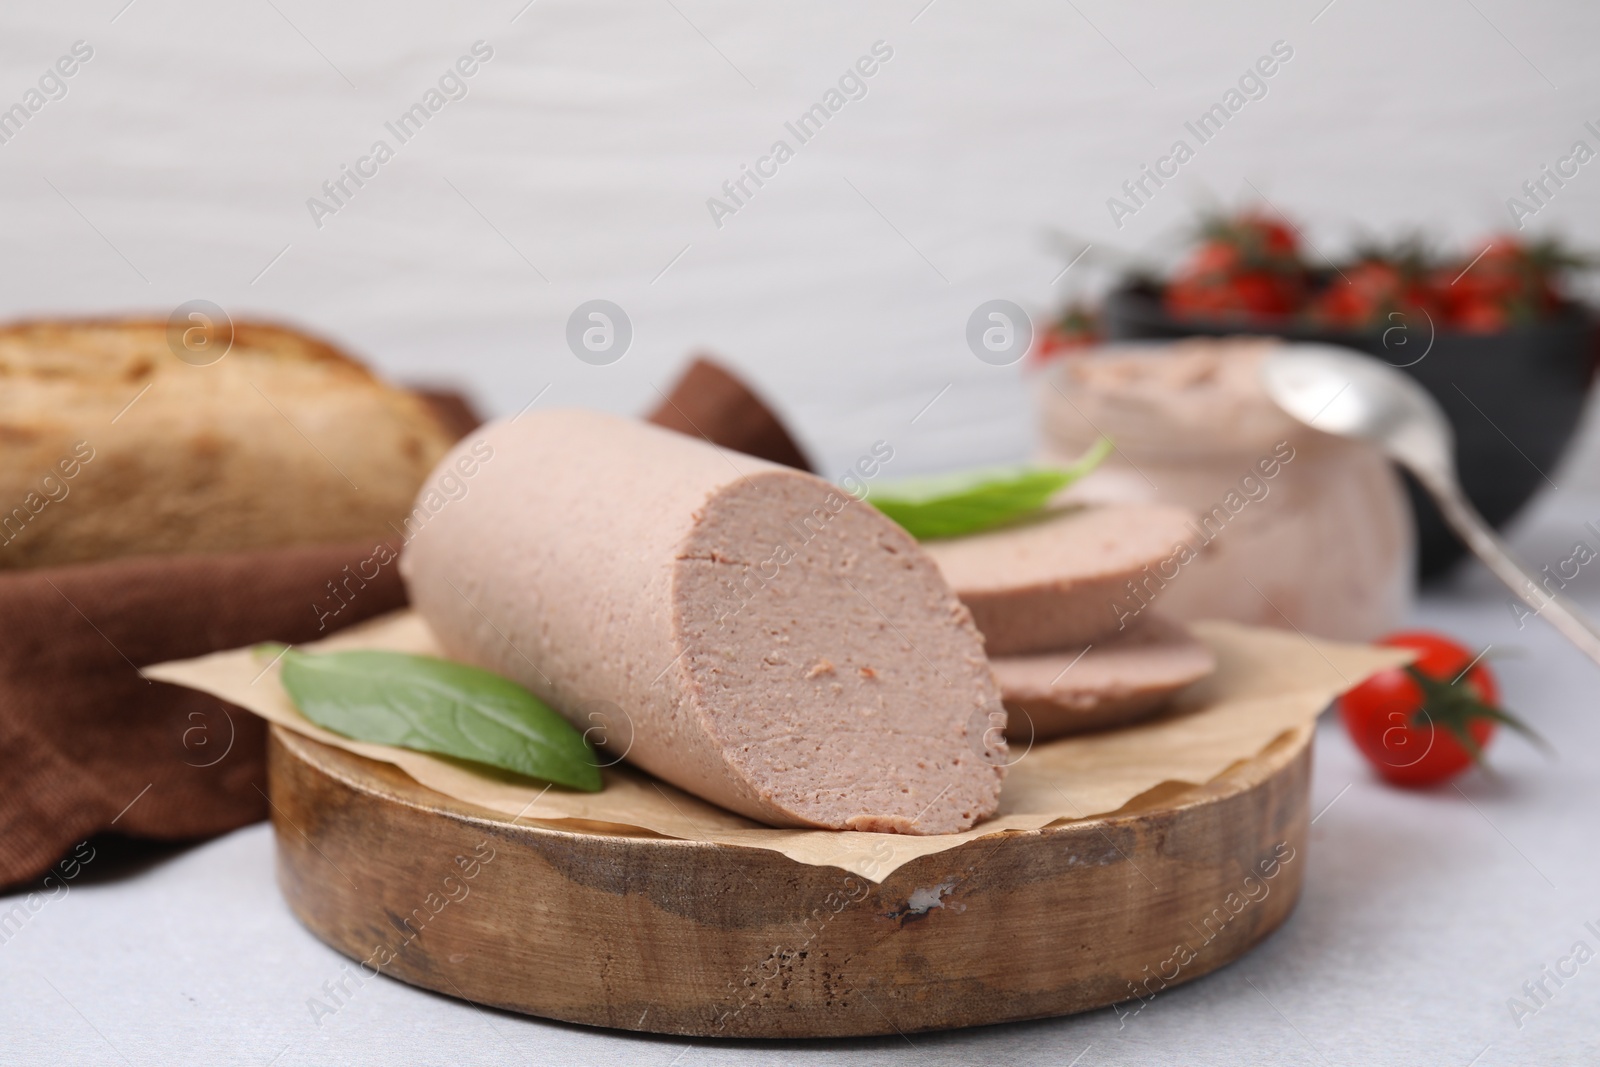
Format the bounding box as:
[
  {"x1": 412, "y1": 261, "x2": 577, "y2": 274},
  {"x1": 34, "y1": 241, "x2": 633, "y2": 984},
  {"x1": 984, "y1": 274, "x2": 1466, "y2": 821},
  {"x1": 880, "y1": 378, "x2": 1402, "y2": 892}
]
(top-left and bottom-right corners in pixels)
[{"x1": 1420, "y1": 471, "x2": 1600, "y2": 668}]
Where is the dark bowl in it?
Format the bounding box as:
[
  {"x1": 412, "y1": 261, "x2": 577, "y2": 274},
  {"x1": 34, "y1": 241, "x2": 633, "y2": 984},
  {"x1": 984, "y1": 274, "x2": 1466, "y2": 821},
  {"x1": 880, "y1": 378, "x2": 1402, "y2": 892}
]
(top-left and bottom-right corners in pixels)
[{"x1": 1102, "y1": 284, "x2": 1598, "y2": 580}]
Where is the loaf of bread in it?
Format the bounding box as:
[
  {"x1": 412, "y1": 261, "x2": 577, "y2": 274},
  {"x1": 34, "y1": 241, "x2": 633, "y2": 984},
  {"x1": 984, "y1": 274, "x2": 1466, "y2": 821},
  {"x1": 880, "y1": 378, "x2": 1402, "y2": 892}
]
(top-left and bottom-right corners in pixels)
[{"x1": 0, "y1": 318, "x2": 456, "y2": 569}]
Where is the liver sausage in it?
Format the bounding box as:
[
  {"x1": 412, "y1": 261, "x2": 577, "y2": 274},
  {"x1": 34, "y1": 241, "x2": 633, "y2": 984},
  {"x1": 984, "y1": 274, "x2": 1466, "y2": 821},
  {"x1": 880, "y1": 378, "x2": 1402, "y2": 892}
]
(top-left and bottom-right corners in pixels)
[
  {"x1": 922, "y1": 503, "x2": 1194, "y2": 655},
  {"x1": 400, "y1": 410, "x2": 1004, "y2": 834},
  {"x1": 991, "y1": 614, "x2": 1216, "y2": 740}
]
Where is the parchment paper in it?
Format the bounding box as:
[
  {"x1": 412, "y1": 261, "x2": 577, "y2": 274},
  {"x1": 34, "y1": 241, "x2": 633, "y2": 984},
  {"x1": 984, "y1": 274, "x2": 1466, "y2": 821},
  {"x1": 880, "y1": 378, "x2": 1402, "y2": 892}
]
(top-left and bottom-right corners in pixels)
[{"x1": 144, "y1": 611, "x2": 1408, "y2": 881}]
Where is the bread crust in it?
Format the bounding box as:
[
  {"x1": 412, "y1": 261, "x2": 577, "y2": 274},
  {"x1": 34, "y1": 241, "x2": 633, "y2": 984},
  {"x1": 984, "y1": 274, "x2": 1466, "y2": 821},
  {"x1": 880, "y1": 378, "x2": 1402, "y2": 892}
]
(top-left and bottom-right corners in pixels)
[{"x1": 0, "y1": 317, "x2": 455, "y2": 568}]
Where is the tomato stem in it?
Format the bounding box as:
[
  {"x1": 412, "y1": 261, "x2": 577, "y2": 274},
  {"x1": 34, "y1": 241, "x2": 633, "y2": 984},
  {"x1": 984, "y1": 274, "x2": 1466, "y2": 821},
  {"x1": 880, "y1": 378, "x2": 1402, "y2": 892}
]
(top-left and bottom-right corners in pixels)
[{"x1": 1402, "y1": 665, "x2": 1553, "y2": 767}]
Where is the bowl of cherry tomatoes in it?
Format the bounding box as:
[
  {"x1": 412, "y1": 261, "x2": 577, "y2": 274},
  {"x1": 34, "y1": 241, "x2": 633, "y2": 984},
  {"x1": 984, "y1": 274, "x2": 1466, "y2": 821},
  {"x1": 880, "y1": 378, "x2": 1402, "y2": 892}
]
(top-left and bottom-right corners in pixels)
[{"x1": 1088, "y1": 214, "x2": 1598, "y2": 579}]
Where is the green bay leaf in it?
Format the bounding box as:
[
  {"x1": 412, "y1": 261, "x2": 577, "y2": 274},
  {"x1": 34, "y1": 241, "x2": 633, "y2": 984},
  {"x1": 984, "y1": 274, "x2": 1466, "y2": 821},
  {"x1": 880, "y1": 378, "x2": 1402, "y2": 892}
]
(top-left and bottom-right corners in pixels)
[
  {"x1": 270, "y1": 647, "x2": 603, "y2": 792},
  {"x1": 865, "y1": 437, "x2": 1112, "y2": 540}
]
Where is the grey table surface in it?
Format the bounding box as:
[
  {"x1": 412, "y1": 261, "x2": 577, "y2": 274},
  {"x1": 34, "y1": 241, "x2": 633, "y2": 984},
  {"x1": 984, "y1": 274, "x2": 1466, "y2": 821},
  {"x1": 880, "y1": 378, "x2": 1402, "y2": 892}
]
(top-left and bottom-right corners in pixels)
[{"x1": 5, "y1": 491, "x2": 1600, "y2": 1067}]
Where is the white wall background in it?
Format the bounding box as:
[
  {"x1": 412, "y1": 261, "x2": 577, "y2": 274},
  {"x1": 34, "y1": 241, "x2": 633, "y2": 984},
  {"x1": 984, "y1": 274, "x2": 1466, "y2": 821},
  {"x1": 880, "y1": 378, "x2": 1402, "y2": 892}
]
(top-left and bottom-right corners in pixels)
[{"x1": 5, "y1": 0, "x2": 1600, "y2": 486}]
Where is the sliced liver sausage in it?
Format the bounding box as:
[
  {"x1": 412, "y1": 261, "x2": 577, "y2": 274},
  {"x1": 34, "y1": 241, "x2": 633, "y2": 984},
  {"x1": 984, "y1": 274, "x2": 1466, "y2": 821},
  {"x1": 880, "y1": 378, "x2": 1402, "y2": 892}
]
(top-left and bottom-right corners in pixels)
[
  {"x1": 991, "y1": 614, "x2": 1216, "y2": 740},
  {"x1": 400, "y1": 410, "x2": 1004, "y2": 835},
  {"x1": 922, "y1": 504, "x2": 1194, "y2": 655}
]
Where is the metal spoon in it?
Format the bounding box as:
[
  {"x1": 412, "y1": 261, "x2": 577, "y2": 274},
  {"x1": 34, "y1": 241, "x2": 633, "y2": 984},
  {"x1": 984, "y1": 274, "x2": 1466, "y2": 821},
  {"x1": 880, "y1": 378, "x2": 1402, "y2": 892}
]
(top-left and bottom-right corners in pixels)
[{"x1": 1260, "y1": 343, "x2": 1600, "y2": 668}]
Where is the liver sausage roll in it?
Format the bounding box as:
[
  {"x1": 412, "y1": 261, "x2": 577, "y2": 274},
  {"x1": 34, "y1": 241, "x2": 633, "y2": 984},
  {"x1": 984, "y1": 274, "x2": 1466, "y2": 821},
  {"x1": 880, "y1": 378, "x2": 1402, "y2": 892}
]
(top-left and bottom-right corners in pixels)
[
  {"x1": 991, "y1": 614, "x2": 1216, "y2": 740},
  {"x1": 922, "y1": 503, "x2": 1195, "y2": 655},
  {"x1": 400, "y1": 410, "x2": 1005, "y2": 835}
]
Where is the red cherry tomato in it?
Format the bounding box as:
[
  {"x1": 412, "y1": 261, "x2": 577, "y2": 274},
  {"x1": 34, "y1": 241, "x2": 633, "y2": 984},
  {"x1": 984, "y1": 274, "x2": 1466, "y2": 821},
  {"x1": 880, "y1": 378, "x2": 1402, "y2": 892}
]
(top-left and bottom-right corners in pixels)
[
  {"x1": 1338, "y1": 631, "x2": 1499, "y2": 787},
  {"x1": 1450, "y1": 299, "x2": 1511, "y2": 334},
  {"x1": 1163, "y1": 214, "x2": 1307, "y2": 323}
]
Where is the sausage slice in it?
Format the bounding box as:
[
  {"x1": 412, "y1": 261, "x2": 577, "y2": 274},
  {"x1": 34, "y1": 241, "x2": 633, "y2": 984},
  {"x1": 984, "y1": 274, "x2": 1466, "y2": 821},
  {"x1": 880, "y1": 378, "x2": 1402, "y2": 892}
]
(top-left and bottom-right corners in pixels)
[
  {"x1": 922, "y1": 504, "x2": 1195, "y2": 655},
  {"x1": 992, "y1": 615, "x2": 1216, "y2": 740}
]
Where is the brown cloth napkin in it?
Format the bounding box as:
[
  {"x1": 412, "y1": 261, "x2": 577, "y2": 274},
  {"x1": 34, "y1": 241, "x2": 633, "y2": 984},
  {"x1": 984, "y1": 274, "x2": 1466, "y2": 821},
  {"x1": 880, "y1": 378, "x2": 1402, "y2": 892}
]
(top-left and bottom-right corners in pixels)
[
  {"x1": 0, "y1": 544, "x2": 407, "y2": 887},
  {"x1": 0, "y1": 363, "x2": 805, "y2": 888}
]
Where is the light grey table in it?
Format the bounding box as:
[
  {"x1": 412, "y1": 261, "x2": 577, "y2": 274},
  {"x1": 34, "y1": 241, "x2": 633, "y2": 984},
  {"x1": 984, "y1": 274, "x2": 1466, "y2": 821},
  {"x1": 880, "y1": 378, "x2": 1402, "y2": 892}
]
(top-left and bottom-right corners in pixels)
[{"x1": 5, "y1": 491, "x2": 1600, "y2": 1067}]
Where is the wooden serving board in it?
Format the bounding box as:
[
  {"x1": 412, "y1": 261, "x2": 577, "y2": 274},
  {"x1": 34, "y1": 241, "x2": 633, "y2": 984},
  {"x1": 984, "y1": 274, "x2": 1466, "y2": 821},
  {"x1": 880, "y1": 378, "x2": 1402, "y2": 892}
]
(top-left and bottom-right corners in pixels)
[{"x1": 268, "y1": 722, "x2": 1312, "y2": 1039}]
